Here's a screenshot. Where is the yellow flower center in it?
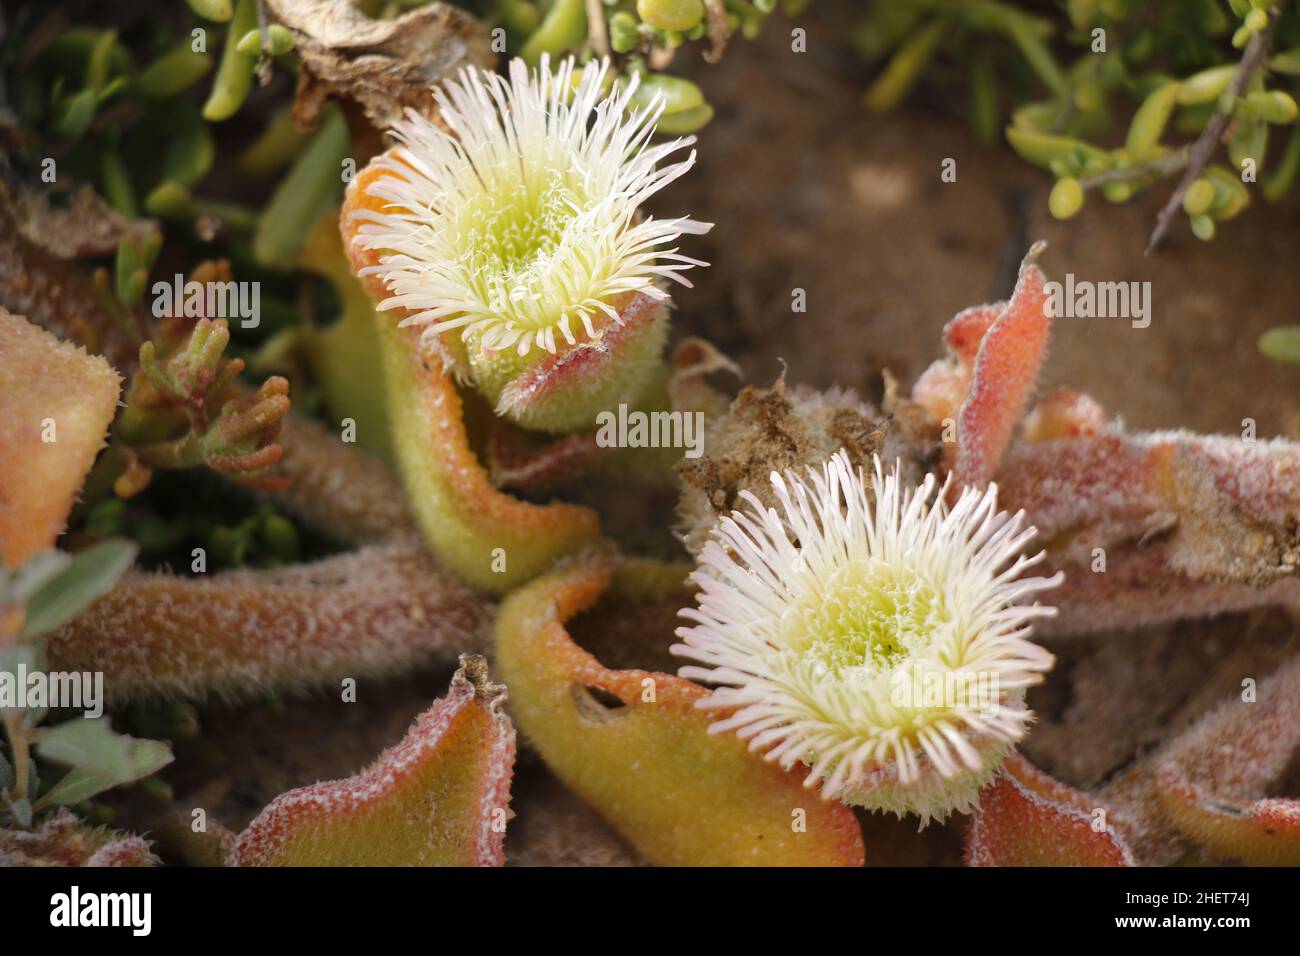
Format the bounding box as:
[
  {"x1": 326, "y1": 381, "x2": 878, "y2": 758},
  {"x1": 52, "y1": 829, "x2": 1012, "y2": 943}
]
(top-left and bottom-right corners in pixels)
[{"x1": 788, "y1": 560, "x2": 950, "y2": 676}]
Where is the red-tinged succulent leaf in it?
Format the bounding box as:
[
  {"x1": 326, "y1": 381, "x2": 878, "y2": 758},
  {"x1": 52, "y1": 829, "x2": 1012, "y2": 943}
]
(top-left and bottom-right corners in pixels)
[
  {"x1": 0, "y1": 808, "x2": 157, "y2": 866},
  {"x1": 493, "y1": 291, "x2": 669, "y2": 433},
  {"x1": 945, "y1": 303, "x2": 1005, "y2": 364},
  {"x1": 234, "y1": 654, "x2": 514, "y2": 866},
  {"x1": 489, "y1": 423, "x2": 600, "y2": 493},
  {"x1": 1155, "y1": 766, "x2": 1300, "y2": 866},
  {"x1": 47, "y1": 536, "x2": 490, "y2": 699},
  {"x1": 966, "y1": 753, "x2": 1136, "y2": 867},
  {"x1": 494, "y1": 557, "x2": 866, "y2": 867},
  {"x1": 1023, "y1": 388, "x2": 1109, "y2": 442},
  {"x1": 0, "y1": 310, "x2": 122, "y2": 566},
  {"x1": 375, "y1": 318, "x2": 603, "y2": 592},
  {"x1": 997, "y1": 430, "x2": 1300, "y2": 635},
  {"x1": 953, "y1": 246, "x2": 1052, "y2": 490},
  {"x1": 1146, "y1": 654, "x2": 1300, "y2": 865},
  {"x1": 911, "y1": 356, "x2": 970, "y2": 428}
]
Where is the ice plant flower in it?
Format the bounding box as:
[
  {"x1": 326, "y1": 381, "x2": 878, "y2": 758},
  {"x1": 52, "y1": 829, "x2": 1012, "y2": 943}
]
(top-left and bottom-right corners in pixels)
[
  {"x1": 672, "y1": 452, "x2": 1061, "y2": 824},
  {"x1": 348, "y1": 55, "x2": 710, "y2": 433}
]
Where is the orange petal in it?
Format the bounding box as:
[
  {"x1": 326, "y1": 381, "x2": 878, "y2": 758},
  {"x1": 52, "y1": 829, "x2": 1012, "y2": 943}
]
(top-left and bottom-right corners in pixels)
[
  {"x1": 953, "y1": 248, "x2": 1052, "y2": 489},
  {"x1": 966, "y1": 753, "x2": 1135, "y2": 866},
  {"x1": 234, "y1": 654, "x2": 515, "y2": 866},
  {"x1": 494, "y1": 558, "x2": 865, "y2": 866},
  {"x1": 0, "y1": 310, "x2": 121, "y2": 565}
]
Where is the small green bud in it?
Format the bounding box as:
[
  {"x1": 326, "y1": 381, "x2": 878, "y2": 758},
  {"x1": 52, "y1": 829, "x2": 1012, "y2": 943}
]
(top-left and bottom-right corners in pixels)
[
  {"x1": 186, "y1": 0, "x2": 233, "y2": 21},
  {"x1": 1205, "y1": 165, "x2": 1251, "y2": 219},
  {"x1": 1228, "y1": 117, "x2": 1268, "y2": 170},
  {"x1": 1073, "y1": 80, "x2": 1104, "y2": 113},
  {"x1": 636, "y1": 0, "x2": 705, "y2": 32},
  {"x1": 236, "y1": 24, "x2": 295, "y2": 57},
  {"x1": 1245, "y1": 90, "x2": 1298, "y2": 124},
  {"x1": 1190, "y1": 213, "x2": 1216, "y2": 241},
  {"x1": 656, "y1": 102, "x2": 714, "y2": 134},
  {"x1": 1101, "y1": 180, "x2": 1133, "y2": 203},
  {"x1": 1244, "y1": 8, "x2": 1268, "y2": 33},
  {"x1": 145, "y1": 181, "x2": 194, "y2": 219},
  {"x1": 1182, "y1": 177, "x2": 1216, "y2": 216},
  {"x1": 1175, "y1": 64, "x2": 1236, "y2": 106},
  {"x1": 259, "y1": 514, "x2": 300, "y2": 564},
  {"x1": 609, "y1": 12, "x2": 641, "y2": 53},
  {"x1": 1259, "y1": 326, "x2": 1300, "y2": 364},
  {"x1": 628, "y1": 73, "x2": 704, "y2": 116},
  {"x1": 1049, "y1": 177, "x2": 1085, "y2": 219}
]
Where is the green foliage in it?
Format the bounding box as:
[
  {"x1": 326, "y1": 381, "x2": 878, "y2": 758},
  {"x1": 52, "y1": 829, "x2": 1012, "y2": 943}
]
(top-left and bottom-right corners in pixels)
[
  {"x1": 502, "y1": 0, "x2": 807, "y2": 130},
  {"x1": 1, "y1": 542, "x2": 173, "y2": 829},
  {"x1": 856, "y1": 0, "x2": 1300, "y2": 245}
]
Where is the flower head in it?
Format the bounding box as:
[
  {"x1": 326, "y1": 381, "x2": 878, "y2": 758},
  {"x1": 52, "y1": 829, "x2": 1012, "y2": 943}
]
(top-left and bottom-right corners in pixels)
[
  {"x1": 672, "y1": 452, "x2": 1061, "y2": 825},
  {"x1": 351, "y1": 55, "x2": 709, "y2": 362}
]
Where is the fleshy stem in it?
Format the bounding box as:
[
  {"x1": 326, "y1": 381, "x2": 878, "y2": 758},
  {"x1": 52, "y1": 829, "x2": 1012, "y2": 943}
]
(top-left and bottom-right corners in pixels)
[{"x1": 1147, "y1": 7, "x2": 1280, "y2": 253}]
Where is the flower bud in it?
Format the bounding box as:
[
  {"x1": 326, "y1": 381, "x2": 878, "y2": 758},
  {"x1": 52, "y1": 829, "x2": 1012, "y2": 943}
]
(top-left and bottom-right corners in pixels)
[
  {"x1": 1049, "y1": 176, "x2": 1085, "y2": 219},
  {"x1": 636, "y1": 0, "x2": 704, "y2": 32}
]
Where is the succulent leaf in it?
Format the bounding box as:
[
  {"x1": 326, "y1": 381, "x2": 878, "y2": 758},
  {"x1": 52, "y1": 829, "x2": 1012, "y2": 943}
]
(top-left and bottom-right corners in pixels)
[
  {"x1": 234, "y1": 654, "x2": 514, "y2": 866},
  {"x1": 966, "y1": 753, "x2": 1136, "y2": 866},
  {"x1": 0, "y1": 310, "x2": 122, "y2": 566}
]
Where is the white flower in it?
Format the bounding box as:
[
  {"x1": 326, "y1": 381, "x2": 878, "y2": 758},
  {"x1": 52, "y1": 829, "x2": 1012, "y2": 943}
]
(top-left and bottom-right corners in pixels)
[
  {"x1": 672, "y1": 452, "x2": 1061, "y2": 825},
  {"x1": 349, "y1": 55, "x2": 710, "y2": 358}
]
